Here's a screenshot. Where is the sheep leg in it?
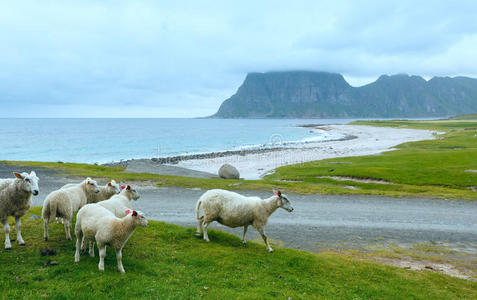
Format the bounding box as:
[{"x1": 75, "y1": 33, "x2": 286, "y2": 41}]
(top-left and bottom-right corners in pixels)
[
  {"x1": 64, "y1": 219, "x2": 72, "y2": 241},
  {"x1": 202, "y1": 221, "x2": 210, "y2": 242},
  {"x1": 256, "y1": 227, "x2": 273, "y2": 253},
  {"x1": 116, "y1": 248, "x2": 125, "y2": 274},
  {"x1": 242, "y1": 225, "x2": 248, "y2": 245},
  {"x1": 2, "y1": 219, "x2": 11, "y2": 250},
  {"x1": 195, "y1": 216, "x2": 204, "y2": 237},
  {"x1": 74, "y1": 233, "x2": 82, "y2": 262},
  {"x1": 43, "y1": 217, "x2": 49, "y2": 241},
  {"x1": 89, "y1": 240, "x2": 95, "y2": 257},
  {"x1": 98, "y1": 243, "x2": 106, "y2": 271},
  {"x1": 14, "y1": 216, "x2": 25, "y2": 245}
]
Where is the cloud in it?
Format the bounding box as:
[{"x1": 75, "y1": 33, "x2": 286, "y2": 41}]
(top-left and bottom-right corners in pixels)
[{"x1": 0, "y1": 0, "x2": 476, "y2": 117}]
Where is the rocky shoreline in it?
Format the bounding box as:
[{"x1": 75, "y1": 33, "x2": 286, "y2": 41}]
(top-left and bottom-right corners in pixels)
[{"x1": 104, "y1": 132, "x2": 357, "y2": 167}]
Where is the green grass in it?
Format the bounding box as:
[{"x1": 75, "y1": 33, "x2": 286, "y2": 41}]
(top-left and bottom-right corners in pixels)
[
  {"x1": 266, "y1": 119, "x2": 477, "y2": 200},
  {"x1": 1, "y1": 207, "x2": 476, "y2": 299}
]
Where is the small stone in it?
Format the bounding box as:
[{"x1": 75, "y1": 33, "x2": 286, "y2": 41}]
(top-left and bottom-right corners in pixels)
[
  {"x1": 424, "y1": 265, "x2": 434, "y2": 270},
  {"x1": 203, "y1": 286, "x2": 209, "y2": 291},
  {"x1": 250, "y1": 277, "x2": 255, "y2": 281},
  {"x1": 49, "y1": 261, "x2": 59, "y2": 266},
  {"x1": 40, "y1": 249, "x2": 48, "y2": 256}
]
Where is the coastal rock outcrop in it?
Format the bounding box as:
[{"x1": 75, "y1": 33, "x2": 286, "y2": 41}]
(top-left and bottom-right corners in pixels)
[
  {"x1": 211, "y1": 71, "x2": 477, "y2": 118},
  {"x1": 218, "y1": 164, "x2": 240, "y2": 179}
]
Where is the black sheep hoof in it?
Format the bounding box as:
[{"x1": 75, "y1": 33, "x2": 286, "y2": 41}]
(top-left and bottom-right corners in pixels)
[
  {"x1": 5, "y1": 247, "x2": 12, "y2": 250},
  {"x1": 20, "y1": 243, "x2": 26, "y2": 246},
  {"x1": 44, "y1": 237, "x2": 48, "y2": 241}
]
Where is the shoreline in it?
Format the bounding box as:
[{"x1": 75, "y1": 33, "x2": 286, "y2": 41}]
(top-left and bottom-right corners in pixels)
[
  {"x1": 106, "y1": 124, "x2": 438, "y2": 179},
  {"x1": 104, "y1": 128, "x2": 356, "y2": 167}
]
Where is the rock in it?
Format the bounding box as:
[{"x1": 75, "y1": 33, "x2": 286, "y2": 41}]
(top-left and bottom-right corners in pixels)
[
  {"x1": 218, "y1": 164, "x2": 240, "y2": 179},
  {"x1": 49, "y1": 261, "x2": 59, "y2": 265},
  {"x1": 29, "y1": 214, "x2": 41, "y2": 220}
]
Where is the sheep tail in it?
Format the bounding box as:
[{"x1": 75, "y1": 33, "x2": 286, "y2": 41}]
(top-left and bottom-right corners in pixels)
[
  {"x1": 195, "y1": 200, "x2": 202, "y2": 221},
  {"x1": 43, "y1": 199, "x2": 57, "y2": 221}
]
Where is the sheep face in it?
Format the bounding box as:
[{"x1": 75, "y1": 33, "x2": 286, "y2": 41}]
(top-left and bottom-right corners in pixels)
[
  {"x1": 14, "y1": 171, "x2": 39, "y2": 196},
  {"x1": 107, "y1": 180, "x2": 121, "y2": 194},
  {"x1": 85, "y1": 179, "x2": 100, "y2": 193},
  {"x1": 276, "y1": 192, "x2": 293, "y2": 212},
  {"x1": 124, "y1": 185, "x2": 140, "y2": 200},
  {"x1": 132, "y1": 210, "x2": 148, "y2": 227}
]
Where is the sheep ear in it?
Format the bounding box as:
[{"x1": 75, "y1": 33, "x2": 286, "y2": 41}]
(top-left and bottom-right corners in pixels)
[
  {"x1": 14, "y1": 172, "x2": 23, "y2": 179},
  {"x1": 274, "y1": 190, "x2": 281, "y2": 197},
  {"x1": 30, "y1": 171, "x2": 36, "y2": 176},
  {"x1": 126, "y1": 185, "x2": 131, "y2": 190},
  {"x1": 107, "y1": 182, "x2": 112, "y2": 186},
  {"x1": 132, "y1": 210, "x2": 137, "y2": 216}
]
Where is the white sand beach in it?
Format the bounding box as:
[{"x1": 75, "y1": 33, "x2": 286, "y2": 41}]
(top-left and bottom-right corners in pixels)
[{"x1": 174, "y1": 125, "x2": 438, "y2": 179}]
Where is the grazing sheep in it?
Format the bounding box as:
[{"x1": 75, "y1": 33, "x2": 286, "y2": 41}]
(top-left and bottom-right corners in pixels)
[
  {"x1": 0, "y1": 171, "x2": 39, "y2": 249},
  {"x1": 195, "y1": 189, "x2": 293, "y2": 252},
  {"x1": 97, "y1": 185, "x2": 140, "y2": 218},
  {"x1": 74, "y1": 204, "x2": 148, "y2": 273},
  {"x1": 42, "y1": 178, "x2": 100, "y2": 241}
]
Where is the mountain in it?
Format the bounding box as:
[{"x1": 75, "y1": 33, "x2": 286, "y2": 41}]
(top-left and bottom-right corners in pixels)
[{"x1": 211, "y1": 71, "x2": 477, "y2": 118}]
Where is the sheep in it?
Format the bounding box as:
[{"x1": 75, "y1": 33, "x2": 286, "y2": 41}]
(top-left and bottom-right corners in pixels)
[
  {"x1": 195, "y1": 189, "x2": 293, "y2": 252},
  {"x1": 41, "y1": 178, "x2": 100, "y2": 241},
  {"x1": 62, "y1": 179, "x2": 121, "y2": 203},
  {"x1": 80, "y1": 184, "x2": 139, "y2": 253},
  {"x1": 74, "y1": 204, "x2": 148, "y2": 273},
  {"x1": 0, "y1": 171, "x2": 39, "y2": 249},
  {"x1": 55, "y1": 180, "x2": 121, "y2": 224},
  {"x1": 97, "y1": 185, "x2": 140, "y2": 218}
]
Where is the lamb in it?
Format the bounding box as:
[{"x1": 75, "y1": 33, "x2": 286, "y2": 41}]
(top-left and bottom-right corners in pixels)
[
  {"x1": 0, "y1": 171, "x2": 39, "y2": 249},
  {"x1": 97, "y1": 185, "x2": 140, "y2": 218},
  {"x1": 42, "y1": 178, "x2": 100, "y2": 241},
  {"x1": 74, "y1": 204, "x2": 148, "y2": 273},
  {"x1": 195, "y1": 189, "x2": 293, "y2": 252}
]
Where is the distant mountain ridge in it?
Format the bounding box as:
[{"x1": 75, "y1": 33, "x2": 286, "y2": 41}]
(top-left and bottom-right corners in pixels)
[{"x1": 211, "y1": 71, "x2": 477, "y2": 118}]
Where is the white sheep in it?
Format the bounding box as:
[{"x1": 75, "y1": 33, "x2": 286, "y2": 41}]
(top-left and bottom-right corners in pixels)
[
  {"x1": 0, "y1": 171, "x2": 39, "y2": 249},
  {"x1": 80, "y1": 184, "x2": 139, "y2": 253},
  {"x1": 62, "y1": 179, "x2": 121, "y2": 203},
  {"x1": 195, "y1": 189, "x2": 293, "y2": 252},
  {"x1": 41, "y1": 178, "x2": 100, "y2": 241},
  {"x1": 74, "y1": 204, "x2": 148, "y2": 273},
  {"x1": 97, "y1": 185, "x2": 140, "y2": 218},
  {"x1": 55, "y1": 180, "x2": 121, "y2": 224}
]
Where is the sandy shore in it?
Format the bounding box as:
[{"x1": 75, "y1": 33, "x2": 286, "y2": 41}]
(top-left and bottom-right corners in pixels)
[{"x1": 174, "y1": 125, "x2": 438, "y2": 179}]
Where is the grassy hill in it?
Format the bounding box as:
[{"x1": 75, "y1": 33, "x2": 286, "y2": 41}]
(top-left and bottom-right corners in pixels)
[{"x1": 1, "y1": 207, "x2": 476, "y2": 299}]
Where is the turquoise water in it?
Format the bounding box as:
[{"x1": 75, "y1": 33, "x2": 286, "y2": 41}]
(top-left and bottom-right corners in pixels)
[{"x1": 0, "y1": 118, "x2": 352, "y2": 163}]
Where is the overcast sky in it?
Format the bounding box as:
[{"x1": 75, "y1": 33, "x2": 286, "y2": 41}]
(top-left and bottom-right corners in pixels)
[{"x1": 1, "y1": 0, "x2": 477, "y2": 117}]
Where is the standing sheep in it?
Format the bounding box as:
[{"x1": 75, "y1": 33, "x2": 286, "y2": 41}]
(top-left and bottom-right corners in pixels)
[
  {"x1": 195, "y1": 189, "x2": 293, "y2": 252},
  {"x1": 62, "y1": 179, "x2": 121, "y2": 203},
  {"x1": 42, "y1": 178, "x2": 100, "y2": 241},
  {"x1": 80, "y1": 185, "x2": 139, "y2": 253},
  {"x1": 0, "y1": 171, "x2": 39, "y2": 249},
  {"x1": 74, "y1": 204, "x2": 148, "y2": 273},
  {"x1": 97, "y1": 185, "x2": 139, "y2": 217},
  {"x1": 56, "y1": 180, "x2": 121, "y2": 224}
]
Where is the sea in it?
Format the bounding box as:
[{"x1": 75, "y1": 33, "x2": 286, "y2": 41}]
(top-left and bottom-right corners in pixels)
[{"x1": 0, "y1": 118, "x2": 354, "y2": 164}]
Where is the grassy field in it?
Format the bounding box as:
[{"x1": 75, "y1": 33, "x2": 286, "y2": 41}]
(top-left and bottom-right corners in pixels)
[
  {"x1": 2, "y1": 118, "x2": 477, "y2": 201},
  {"x1": 266, "y1": 119, "x2": 477, "y2": 200},
  {"x1": 1, "y1": 207, "x2": 476, "y2": 299}
]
